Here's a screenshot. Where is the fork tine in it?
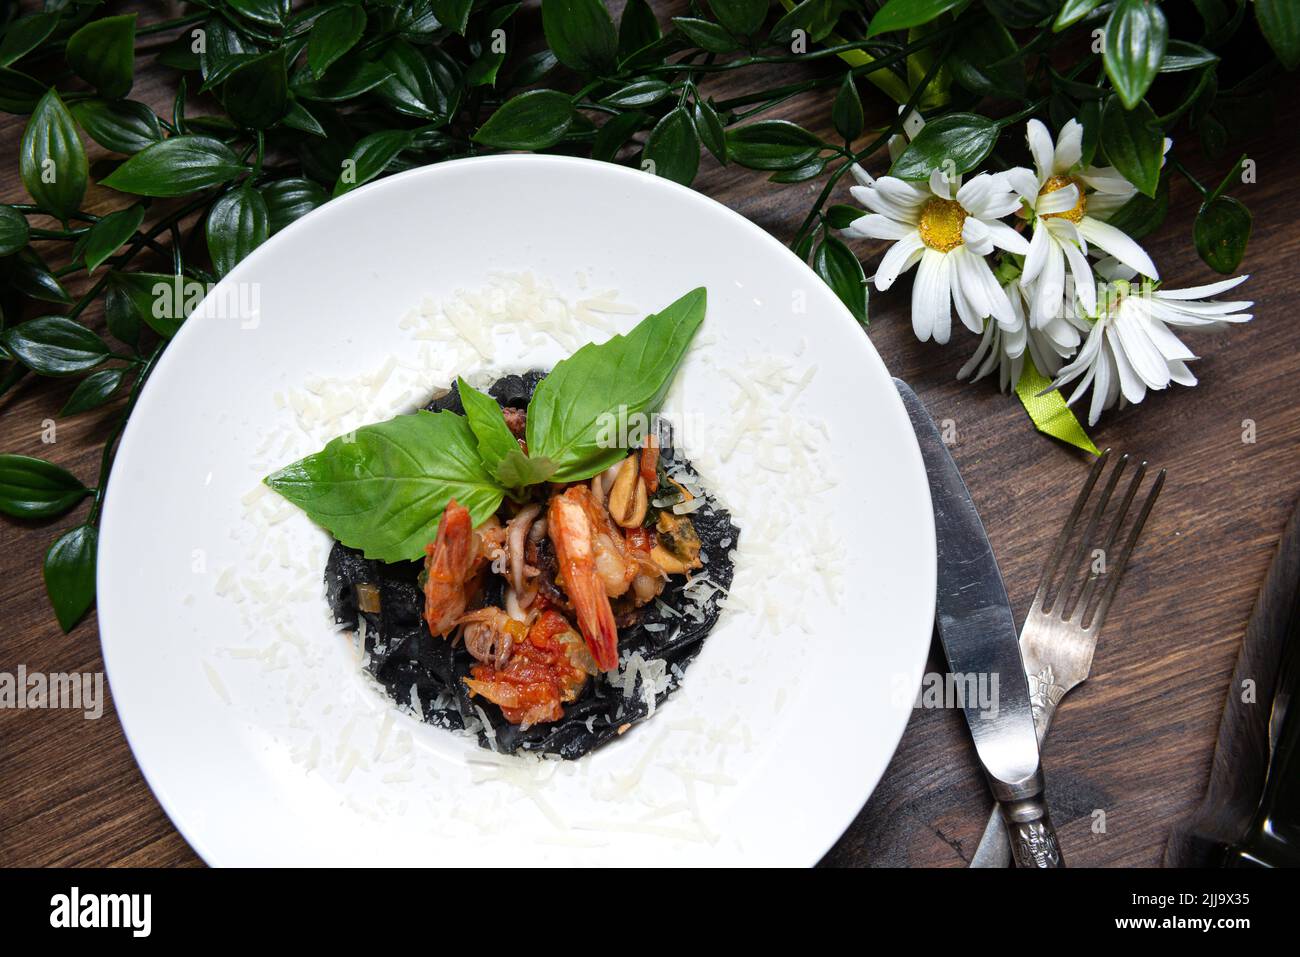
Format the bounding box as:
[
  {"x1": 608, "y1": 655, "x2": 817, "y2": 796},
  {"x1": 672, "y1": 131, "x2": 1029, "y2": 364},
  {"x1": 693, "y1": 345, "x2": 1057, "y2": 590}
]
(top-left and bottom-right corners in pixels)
[
  {"x1": 1073, "y1": 461, "x2": 1147, "y2": 621},
  {"x1": 1032, "y1": 449, "x2": 1111, "y2": 611},
  {"x1": 1054, "y1": 453, "x2": 1129, "y2": 617},
  {"x1": 1085, "y1": 467, "x2": 1166, "y2": 631}
]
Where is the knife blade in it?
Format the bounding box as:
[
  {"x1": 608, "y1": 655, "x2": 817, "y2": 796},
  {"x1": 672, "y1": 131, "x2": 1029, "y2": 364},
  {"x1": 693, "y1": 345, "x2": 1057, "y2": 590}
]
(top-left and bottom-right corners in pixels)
[{"x1": 894, "y1": 379, "x2": 1063, "y2": 868}]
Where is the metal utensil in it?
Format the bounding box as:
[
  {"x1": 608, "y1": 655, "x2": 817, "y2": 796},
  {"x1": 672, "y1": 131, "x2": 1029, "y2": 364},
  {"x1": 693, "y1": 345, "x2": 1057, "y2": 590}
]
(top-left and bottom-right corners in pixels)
[
  {"x1": 894, "y1": 379, "x2": 1063, "y2": 868},
  {"x1": 970, "y1": 449, "x2": 1165, "y2": 867}
]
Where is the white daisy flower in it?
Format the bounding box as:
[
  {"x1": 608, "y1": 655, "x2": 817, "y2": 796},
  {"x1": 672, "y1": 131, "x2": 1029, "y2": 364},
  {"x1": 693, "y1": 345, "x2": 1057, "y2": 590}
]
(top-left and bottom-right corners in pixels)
[
  {"x1": 1047, "y1": 264, "x2": 1253, "y2": 426},
  {"x1": 1007, "y1": 118, "x2": 1160, "y2": 330},
  {"x1": 843, "y1": 169, "x2": 1030, "y2": 344},
  {"x1": 958, "y1": 275, "x2": 1079, "y2": 391}
]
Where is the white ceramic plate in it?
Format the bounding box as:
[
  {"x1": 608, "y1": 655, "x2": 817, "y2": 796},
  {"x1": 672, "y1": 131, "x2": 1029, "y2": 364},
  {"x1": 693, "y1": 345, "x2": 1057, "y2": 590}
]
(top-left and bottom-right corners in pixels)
[{"x1": 98, "y1": 155, "x2": 935, "y2": 866}]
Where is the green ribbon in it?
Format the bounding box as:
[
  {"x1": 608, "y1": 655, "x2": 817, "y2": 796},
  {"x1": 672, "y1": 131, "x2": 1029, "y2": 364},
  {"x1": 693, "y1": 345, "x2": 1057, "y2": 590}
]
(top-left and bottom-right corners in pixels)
[{"x1": 1015, "y1": 357, "x2": 1100, "y2": 455}]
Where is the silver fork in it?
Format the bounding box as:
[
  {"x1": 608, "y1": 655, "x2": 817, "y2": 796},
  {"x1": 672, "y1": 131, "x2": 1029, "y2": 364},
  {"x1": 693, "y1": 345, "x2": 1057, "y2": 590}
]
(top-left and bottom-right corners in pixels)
[{"x1": 969, "y1": 449, "x2": 1165, "y2": 867}]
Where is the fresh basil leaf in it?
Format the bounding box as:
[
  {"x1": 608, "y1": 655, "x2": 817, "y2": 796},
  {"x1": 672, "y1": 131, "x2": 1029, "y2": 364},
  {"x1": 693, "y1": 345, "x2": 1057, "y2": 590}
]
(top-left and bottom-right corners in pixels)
[
  {"x1": 265, "y1": 409, "x2": 506, "y2": 562},
  {"x1": 263, "y1": 177, "x2": 326, "y2": 233},
  {"x1": 109, "y1": 271, "x2": 195, "y2": 339},
  {"x1": 542, "y1": 0, "x2": 618, "y2": 74},
  {"x1": 694, "y1": 98, "x2": 726, "y2": 163},
  {"x1": 207, "y1": 184, "x2": 269, "y2": 277},
  {"x1": 333, "y1": 129, "x2": 415, "y2": 197},
  {"x1": 0, "y1": 454, "x2": 90, "y2": 520},
  {"x1": 0, "y1": 204, "x2": 28, "y2": 256},
  {"x1": 1054, "y1": 0, "x2": 1102, "y2": 31},
  {"x1": 866, "y1": 0, "x2": 963, "y2": 37},
  {"x1": 20, "y1": 89, "x2": 87, "y2": 223},
  {"x1": 1194, "y1": 195, "x2": 1251, "y2": 274},
  {"x1": 600, "y1": 78, "x2": 671, "y2": 109},
  {"x1": 457, "y1": 376, "x2": 545, "y2": 490},
  {"x1": 496, "y1": 448, "x2": 558, "y2": 488},
  {"x1": 619, "y1": 0, "x2": 661, "y2": 60},
  {"x1": 82, "y1": 204, "x2": 144, "y2": 273},
  {"x1": 44, "y1": 523, "x2": 98, "y2": 632},
  {"x1": 474, "y1": 89, "x2": 574, "y2": 149},
  {"x1": 0, "y1": 13, "x2": 59, "y2": 68},
  {"x1": 814, "y1": 235, "x2": 868, "y2": 324},
  {"x1": 66, "y1": 13, "x2": 137, "y2": 100},
  {"x1": 1104, "y1": 0, "x2": 1167, "y2": 110},
  {"x1": 459, "y1": 378, "x2": 517, "y2": 461},
  {"x1": 672, "y1": 17, "x2": 740, "y2": 53},
  {"x1": 308, "y1": 3, "x2": 366, "y2": 77},
  {"x1": 0, "y1": 316, "x2": 109, "y2": 376},
  {"x1": 725, "y1": 119, "x2": 823, "y2": 170},
  {"x1": 378, "y1": 39, "x2": 461, "y2": 123},
  {"x1": 430, "y1": 0, "x2": 474, "y2": 35},
  {"x1": 70, "y1": 98, "x2": 163, "y2": 154},
  {"x1": 227, "y1": 0, "x2": 290, "y2": 30},
  {"x1": 101, "y1": 135, "x2": 247, "y2": 197},
  {"x1": 223, "y1": 48, "x2": 289, "y2": 129},
  {"x1": 1256, "y1": 0, "x2": 1300, "y2": 69},
  {"x1": 832, "y1": 74, "x2": 864, "y2": 142},
  {"x1": 1160, "y1": 40, "x2": 1218, "y2": 73},
  {"x1": 61, "y1": 366, "x2": 127, "y2": 415},
  {"x1": 642, "y1": 106, "x2": 699, "y2": 185},
  {"x1": 1100, "y1": 95, "x2": 1161, "y2": 198},
  {"x1": 707, "y1": 0, "x2": 768, "y2": 38},
  {"x1": 889, "y1": 112, "x2": 998, "y2": 180},
  {"x1": 281, "y1": 98, "x2": 326, "y2": 137},
  {"x1": 526, "y1": 287, "x2": 706, "y2": 482}
]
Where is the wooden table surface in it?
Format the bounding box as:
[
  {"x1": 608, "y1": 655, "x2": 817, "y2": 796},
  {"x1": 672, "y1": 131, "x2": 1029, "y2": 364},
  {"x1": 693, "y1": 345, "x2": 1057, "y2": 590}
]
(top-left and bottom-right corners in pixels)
[{"x1": 2, "y1": 3, "x2": 1298, "y2": 867}]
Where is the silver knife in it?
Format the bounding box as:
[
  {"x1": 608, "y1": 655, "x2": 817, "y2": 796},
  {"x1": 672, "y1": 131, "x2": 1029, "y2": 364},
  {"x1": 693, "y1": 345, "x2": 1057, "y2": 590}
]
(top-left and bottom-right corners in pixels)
[{"x1": 894, "y1": 379, "x2": 1063, "y2": 868}]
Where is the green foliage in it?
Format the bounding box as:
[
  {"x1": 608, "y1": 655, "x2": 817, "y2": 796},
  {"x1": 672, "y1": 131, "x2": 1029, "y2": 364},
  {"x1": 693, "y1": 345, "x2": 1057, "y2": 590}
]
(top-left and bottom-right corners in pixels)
[{"x1": 0, "y1": 0, "x2": 1278, "y2": 631}]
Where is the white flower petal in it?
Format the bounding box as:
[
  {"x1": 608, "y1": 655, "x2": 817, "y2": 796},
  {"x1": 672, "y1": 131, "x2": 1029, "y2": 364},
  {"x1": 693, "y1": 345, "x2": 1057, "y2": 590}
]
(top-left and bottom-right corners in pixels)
[
  {"x1": 844, "y1": 213, "x2": 914, "y2": 241},
  {"x1": 1021, "y1": 222, "x2": 1050, "y2": 285},
  {"x1": 1108, "y1": 324, "x2": 1150, "y2": 404},
  {"x1": 1058, "y1": 237, "x2": 1096, "y2": 315},
  {"x1": 1054, "y1": 119, "x2": 1083, "y2": 173},
  {"x1": 929, "y1": 168, "x2": 952, "y2": 200},
  {"x1": 1113, "y1": 303, "x2": 1170, "y2": 389},
  {"x1": 874, "y1": 233, "x2": 925, "y2": 290},
  {"x1": 1154, "y1": 274, "x2": 1249, "y2": 300},
  {"x1": 912, "y1": 249, "x2": 951, "y2": 344},
  {"x1": 985, "y1": 219, "x2": 1030, "y2": 255},
  {"x1": 849, "y1": 163, "x2": 875, "y2": 187},
  {"x1": 1004, "y1": 166, "x2": 1041, "y2": 204},
  {"x1": 1079, "y1": 165, "x2": 1137, "y2": 196},
  {"x1": 1026, "y1": 119, "x2": 1054, "y2": 183},
  {"x1": 961, "y1": 216, "x2": 993, "y2": 256},
  {"x1": 1077, "y1": 217, "x2": 1159, "y2": 279},
  {"x1": 1036, "y1": 183, "x2": 1080, "y2": 215}
]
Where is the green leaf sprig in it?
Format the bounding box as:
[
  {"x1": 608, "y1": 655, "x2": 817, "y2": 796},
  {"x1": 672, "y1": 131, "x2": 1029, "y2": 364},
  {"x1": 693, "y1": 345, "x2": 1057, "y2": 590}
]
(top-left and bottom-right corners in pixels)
[{"x1": 265, "y1": 287, "x2": 705, "y2": 560}]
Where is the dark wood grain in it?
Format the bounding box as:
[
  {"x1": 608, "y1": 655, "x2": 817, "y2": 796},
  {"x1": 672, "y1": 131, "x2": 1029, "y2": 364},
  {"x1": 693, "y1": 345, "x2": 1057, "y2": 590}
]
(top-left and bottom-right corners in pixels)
[{"x1": 3, "y1": 2, "x2": 1299, "y2": 868}]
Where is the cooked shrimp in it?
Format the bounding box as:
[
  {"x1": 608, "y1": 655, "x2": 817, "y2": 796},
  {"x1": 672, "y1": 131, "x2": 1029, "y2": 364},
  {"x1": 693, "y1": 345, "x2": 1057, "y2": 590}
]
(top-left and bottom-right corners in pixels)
[
  {"x1": 547, "y1": 486, "x2": 626, "y2": 671},
  {"x1": 423, "y1": 500, "x2": 497, "y2": 637}
]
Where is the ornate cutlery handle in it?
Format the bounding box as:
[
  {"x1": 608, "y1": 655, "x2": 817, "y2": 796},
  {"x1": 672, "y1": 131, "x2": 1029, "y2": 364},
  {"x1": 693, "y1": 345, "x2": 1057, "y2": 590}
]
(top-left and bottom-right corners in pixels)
[
  {"x1": 999, "y1": 794, "x2": 1064, "y2": 868},
  {"x1": 970, "y1": 693, "x2": 1061, "y2": 867}
]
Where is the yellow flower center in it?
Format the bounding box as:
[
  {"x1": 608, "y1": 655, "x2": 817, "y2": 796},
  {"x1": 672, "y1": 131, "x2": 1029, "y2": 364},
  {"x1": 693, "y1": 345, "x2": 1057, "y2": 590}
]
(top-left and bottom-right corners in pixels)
[
  {"x1": 917, "y1": 198, "x2": 967, "y2": 252},
  {"x1": 1039, "y1": 174, "x2": 1087, "y2": 223}
]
